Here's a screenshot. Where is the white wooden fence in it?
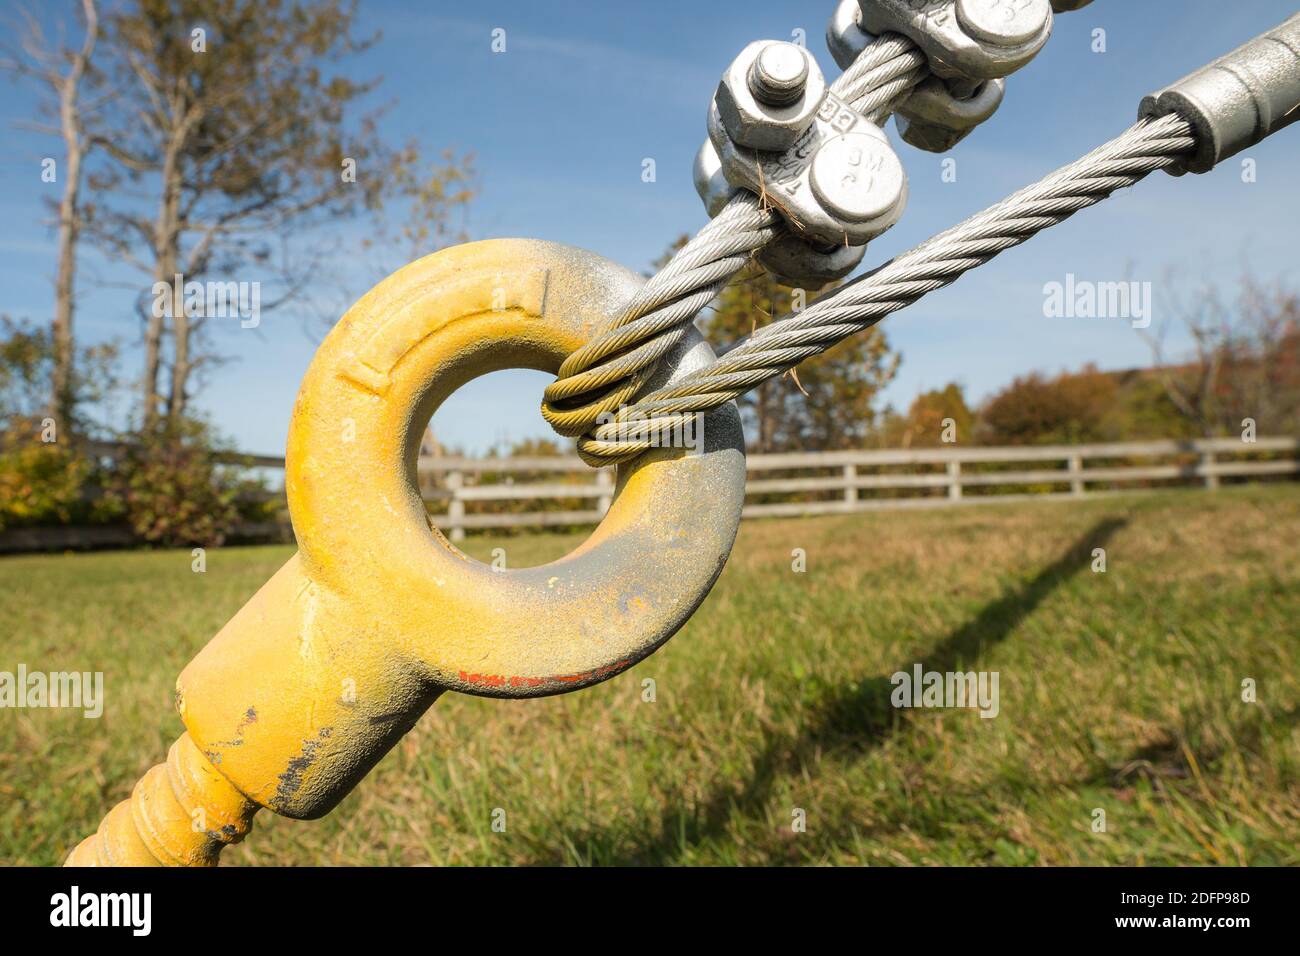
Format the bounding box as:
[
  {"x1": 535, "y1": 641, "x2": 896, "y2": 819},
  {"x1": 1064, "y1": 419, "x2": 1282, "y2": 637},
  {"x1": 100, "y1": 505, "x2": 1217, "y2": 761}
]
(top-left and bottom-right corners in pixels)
[
  {"x1": 416, "y1": 436, "x2": 1298, "y2": 540},
  {"x1": 3, "y1": 436, "x2": 1293, "y2": 553}
]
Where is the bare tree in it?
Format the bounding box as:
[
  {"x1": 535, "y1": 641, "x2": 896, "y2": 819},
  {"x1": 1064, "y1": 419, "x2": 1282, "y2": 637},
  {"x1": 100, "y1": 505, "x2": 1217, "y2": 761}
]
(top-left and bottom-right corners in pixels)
[
  {"x1": 365, "y1": 145, "x2": 477, "y2": 277},
  {"x1": 2, "y1": 0, "x2": 100, "y2": 432},
  {"x1": 1140, "y1": 272, "x2": 1300, "y2": 437},
  {"x1": 85, "y1": 0, "x2": 471, "y2": 428}
]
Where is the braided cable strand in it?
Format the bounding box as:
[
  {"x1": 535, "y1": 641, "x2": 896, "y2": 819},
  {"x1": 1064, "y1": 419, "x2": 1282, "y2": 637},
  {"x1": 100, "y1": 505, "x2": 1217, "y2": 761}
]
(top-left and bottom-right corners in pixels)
[
  {"x1": 831, "y1": 33, "x2": 928, "y2": 122},
  {"x1": 541, "y1": 192, "x2": 779, "y2": 435},
  {"x1": 540, "y1": 32, "x2": 929, "y2": 439},
  {"x1": 577, "y1": 115, "x2": 1197, "y2": 463}
]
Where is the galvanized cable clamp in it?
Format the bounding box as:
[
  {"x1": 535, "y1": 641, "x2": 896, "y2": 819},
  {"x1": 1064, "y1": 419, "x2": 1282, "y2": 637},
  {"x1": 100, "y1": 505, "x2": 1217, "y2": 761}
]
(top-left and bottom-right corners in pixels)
[
  {"x1": 828, "y1": 0, "x2": 1079, "y2": 158},
  {"x1": 858, "y1": 0, "x2": 1055, "y2": 83},
  {"x1": 559, "y1": 0, "x2": 1097, "y2": 447},
  {"x1": 695, "y1": 39, "x2": 910, "y2": 287},
  {"x1": 708, "y1": 91, "x2": 909, "y2": 248},
  {"x1": 591, "y1": 9, "x2": 1300, "y2": 465},
  {"x1": 695, "y1": 0, "x2": 1079, "y2": 286}
]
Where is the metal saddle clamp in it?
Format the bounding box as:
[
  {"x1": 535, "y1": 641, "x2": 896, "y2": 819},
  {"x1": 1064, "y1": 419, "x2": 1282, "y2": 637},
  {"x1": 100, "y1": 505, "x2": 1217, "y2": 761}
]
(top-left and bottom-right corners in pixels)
[
  {"x1": 827, "y1": 0, "x2": 877, "y2": 72},
  {"x1": 692, "y1": 138, "x2": 735, "y2": 218},
  {"x1": 895, "y1": 75, "x2": 1006, "y2": 152},
  {"x1": 709, "y1": 90, "x2": 909, "y2": 249},
  {"x1": 858, "y1": 0, "x2": 1054, "y2": 84},
  {"x1": 704, "y1": 39, "x2": 907, "y2": 284},
  {"x1": 694, "y1": 137, "x2": 867, "y2": 288},
  {"x1": 696, "y1": 39, "x2": 907, "y2": 288},
  {"x1": 833, "y1": 0, "x2": 1092, "y2": 78},
  {"x1": 67, "y1": 239, "x2": 747, "y2": 865},
  {"x1": 756, "y1": 232, "x2": 871, "y2": 289},
  {"x1": 696, "y1": 38, "x2": 873, "y2": 287}
]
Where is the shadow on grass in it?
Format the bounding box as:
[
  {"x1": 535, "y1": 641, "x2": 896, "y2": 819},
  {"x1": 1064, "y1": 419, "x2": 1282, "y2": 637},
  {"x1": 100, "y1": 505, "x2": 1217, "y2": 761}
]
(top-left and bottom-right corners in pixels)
[{"x1": 530, "y1": 516, "x2": 1129, "y2": 865}]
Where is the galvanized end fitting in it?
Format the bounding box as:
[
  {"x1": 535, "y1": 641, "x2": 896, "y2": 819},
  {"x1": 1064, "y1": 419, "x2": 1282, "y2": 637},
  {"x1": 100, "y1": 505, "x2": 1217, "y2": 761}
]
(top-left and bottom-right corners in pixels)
[{"x1": 1140, "y1": 13, "x2": 1300, "y2": 176}]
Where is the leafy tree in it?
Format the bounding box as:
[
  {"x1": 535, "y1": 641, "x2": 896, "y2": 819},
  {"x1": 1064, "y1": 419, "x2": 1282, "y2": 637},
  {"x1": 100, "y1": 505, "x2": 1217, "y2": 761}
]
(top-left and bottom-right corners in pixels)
[
  {"x1": 85, "y1": 0, "x2": 475, "y2": 426},
  {"x1": 977, "y1": 364, "x2": 1118, "y2": 445},
  {"x1": 0, "y1": 315, "x2": 119, "y2": 432},
  {"x1": 0, "y1": 315, "x2": 119, "y2": 532},
  {"x1": 361, "y1": 145, "x2": 477, "y2": 280},
  {"x1": 878, "y1": 382, "x2": 974, "y2": 447}
]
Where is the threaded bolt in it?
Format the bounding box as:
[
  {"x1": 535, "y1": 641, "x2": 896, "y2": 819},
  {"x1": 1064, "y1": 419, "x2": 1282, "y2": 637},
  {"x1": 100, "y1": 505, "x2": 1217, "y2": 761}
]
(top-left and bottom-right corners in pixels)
[{"x1": 748, "y1": 42, "x2": 809, "y2": 107}]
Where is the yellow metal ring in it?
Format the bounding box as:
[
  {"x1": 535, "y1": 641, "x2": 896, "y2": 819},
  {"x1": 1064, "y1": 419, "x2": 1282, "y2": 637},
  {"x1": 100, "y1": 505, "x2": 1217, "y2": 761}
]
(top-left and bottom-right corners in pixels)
[{"x1": 175, "y1": 239, "x2": 745, "y2": 818}]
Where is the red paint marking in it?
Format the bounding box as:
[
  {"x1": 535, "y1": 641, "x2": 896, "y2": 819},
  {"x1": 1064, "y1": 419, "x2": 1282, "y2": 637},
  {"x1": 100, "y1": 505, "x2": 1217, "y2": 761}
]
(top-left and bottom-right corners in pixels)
[{"x1": 458, "y1": 658, "x2": 634, "y2": 689}]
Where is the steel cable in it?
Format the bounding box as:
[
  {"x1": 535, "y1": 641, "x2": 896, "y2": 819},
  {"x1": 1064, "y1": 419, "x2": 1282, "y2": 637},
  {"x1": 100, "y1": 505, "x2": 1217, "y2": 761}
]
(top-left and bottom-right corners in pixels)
[
  {"x1": 832, "y1": 33, "x2": 929, "y2": 122},
  {"x1": 575, "y1": 114, "x2": 1197, "y2": 464},
  {"x1": 539, "y1": 32, "x2": 930, "y2": 439}
]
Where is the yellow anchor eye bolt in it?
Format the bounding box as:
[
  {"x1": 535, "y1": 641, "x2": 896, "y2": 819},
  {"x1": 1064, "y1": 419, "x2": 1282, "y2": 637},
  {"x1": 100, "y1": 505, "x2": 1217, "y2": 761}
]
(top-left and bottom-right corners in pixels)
[
  {"x1": 52, "y1": 9, "x2": 1300, "y2": 872},
  {"x1": 67, "y1": 240, "x2": 746, "y2": 865}
]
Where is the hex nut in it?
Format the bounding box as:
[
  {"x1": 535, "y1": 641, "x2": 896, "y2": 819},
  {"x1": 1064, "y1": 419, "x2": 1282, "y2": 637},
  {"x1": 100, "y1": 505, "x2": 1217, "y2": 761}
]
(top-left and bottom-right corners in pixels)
[
  {"x1": 896, "y1": 115, "x2": 959, "y2": 153},
  {"x1": 716, "y1": 41, "x2": 827, "y2": 152},
  {"x1": 809, "y1": 132, "x2": 907, "y2": 224}
]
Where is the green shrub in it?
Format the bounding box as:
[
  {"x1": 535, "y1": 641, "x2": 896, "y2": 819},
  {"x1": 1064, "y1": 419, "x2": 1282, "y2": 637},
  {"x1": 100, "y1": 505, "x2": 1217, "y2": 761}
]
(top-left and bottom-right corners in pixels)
[
  {"x1": 0, "y1": 436, "x2": 96, "y2": 531},
  {"x1": 107, "y1": 420, "x2": 240, "y2": 547}
]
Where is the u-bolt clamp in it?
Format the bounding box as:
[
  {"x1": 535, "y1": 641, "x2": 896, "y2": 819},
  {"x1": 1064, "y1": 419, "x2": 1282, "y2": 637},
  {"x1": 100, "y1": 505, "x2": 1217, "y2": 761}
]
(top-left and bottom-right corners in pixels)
[{"x1": 66, "y1": 239, "x2": 747, "y2": 866}]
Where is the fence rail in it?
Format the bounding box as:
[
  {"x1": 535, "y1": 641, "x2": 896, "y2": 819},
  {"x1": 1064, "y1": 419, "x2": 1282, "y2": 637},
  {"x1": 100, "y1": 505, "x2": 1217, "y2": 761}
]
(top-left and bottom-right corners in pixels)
[
  {"x1": 4, "y1": 437, "x2": 1294, "y2": 552},
  {"x1": 418, "y1": 436, "x2": 1297, "y2": 540}
]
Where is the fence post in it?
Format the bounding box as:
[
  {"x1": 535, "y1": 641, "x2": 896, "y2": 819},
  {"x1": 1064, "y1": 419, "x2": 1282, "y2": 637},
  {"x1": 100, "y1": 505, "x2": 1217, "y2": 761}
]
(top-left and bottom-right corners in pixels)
[
  {"x1": 843, "y1": 463, "x2": 857, "y2": 508},
  {"x1": 416, "y1": 458, "x2": 430, "y2": 500},
  {"x1": 1201, "y1": 450, "x2": 1219, "y2": 490},
  {"x1": 596, "y1": 467, "x2": 614, "y2": 514},
  {"x1": 1068, "y1": 453, "x2": 1084, "y2": 497},
  {"x1": 445, "y1": 469, "x2": 465, "y2": 541},
  {"x1": 947, "y1": 460, "x2": 962, "y2": 500}
]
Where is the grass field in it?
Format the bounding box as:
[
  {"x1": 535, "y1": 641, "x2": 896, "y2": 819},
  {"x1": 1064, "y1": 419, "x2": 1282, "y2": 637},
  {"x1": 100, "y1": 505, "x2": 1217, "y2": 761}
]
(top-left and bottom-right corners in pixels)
[{"x1": 1, "y1": 485, "x2": 1297, "y2": 866}]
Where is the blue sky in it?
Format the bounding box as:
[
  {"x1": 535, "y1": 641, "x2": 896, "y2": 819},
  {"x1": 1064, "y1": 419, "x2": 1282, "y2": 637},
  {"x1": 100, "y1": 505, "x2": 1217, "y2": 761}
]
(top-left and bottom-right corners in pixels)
[{"x1": 2, "y1": 0, "x2": 1298, "y2": 455}]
